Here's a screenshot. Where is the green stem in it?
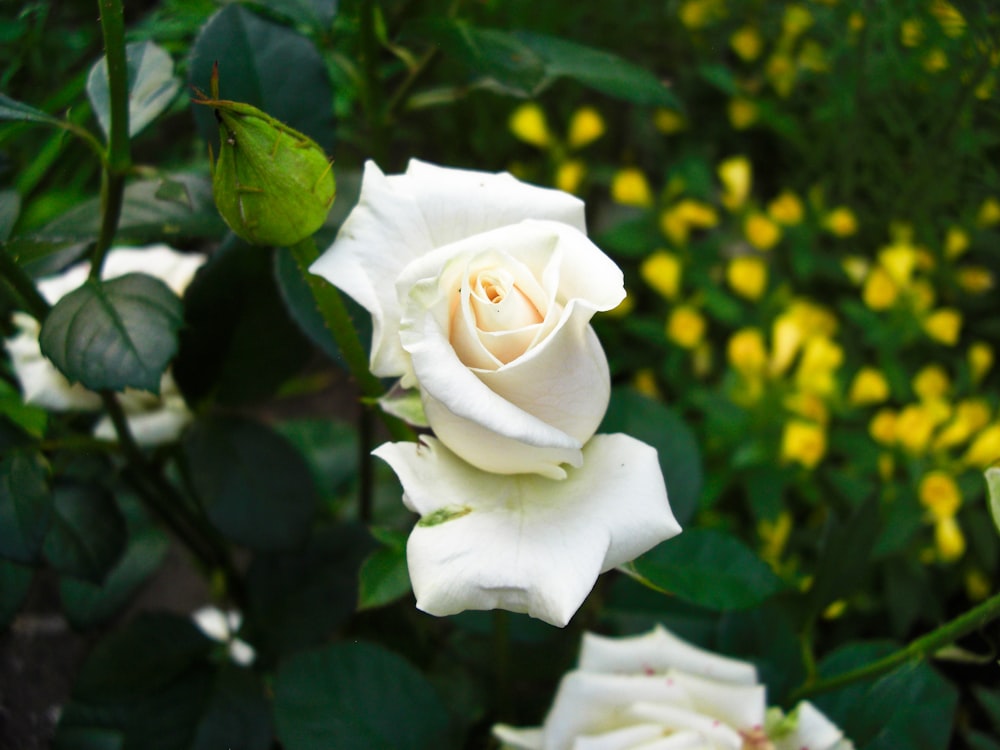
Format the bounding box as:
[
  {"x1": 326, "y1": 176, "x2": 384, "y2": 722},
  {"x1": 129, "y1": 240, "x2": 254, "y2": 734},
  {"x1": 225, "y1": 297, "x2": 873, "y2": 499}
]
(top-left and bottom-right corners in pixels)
[
  {"x1": 288, "y1": 237, "x2": 415, "y2": 443},
  {"x1": 0, "y1": 248, "x2": 50, "y2": 321},
  {"x1": 789, "y1": 589, "x2": 1000, "y2": 703},
  {"x1": 92, "y1": 0, "x2": 130, "y2": 280}
]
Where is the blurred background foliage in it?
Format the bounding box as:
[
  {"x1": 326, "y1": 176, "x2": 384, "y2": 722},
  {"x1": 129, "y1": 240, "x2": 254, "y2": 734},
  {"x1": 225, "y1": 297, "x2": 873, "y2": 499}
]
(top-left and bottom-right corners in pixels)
[{"x1": 2, "y1": 0, "x2": 1000, "y2": 748}]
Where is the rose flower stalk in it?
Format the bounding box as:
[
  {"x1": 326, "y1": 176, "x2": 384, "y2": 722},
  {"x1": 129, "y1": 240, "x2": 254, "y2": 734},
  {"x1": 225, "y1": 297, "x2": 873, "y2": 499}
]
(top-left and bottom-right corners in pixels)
[
  {"x1": 311, "y1": 160, "x2": 680, "y2": 626},
  {"x1": 494, "y1": 625, "x2": 853, "y2": 750}
]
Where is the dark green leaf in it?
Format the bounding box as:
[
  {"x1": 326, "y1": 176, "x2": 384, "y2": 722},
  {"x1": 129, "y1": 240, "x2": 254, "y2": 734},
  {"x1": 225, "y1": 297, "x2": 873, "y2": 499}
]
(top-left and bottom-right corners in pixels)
[
  {"x1": 60, "y1": 521, "x2": 169, "y2": 629},
  {"x1": 274, "y1": 418, "x2": 359, "y2": 505},
  {"x1": 0, "y1": 450, "x2": 52, "y2": 563},
  {"x1": 273, "y1": 641, "x2": 454, "y2": 750},
  {"x1": 43, "y1": 483, "x2": 126, "y2": 584},
  {"x1": 183, "y1": 415, "x2": 317, "y2": 550},
  {"x1": 973, "y1": 684, "x2": 1000, "y2": 733},
  {"x1": 0, "y1": 188, "x2": 21, "y2": 240},
  {"x1": 629, "y1": 529, "x2": 785, "y2": 610},
  {"x1": 245, "y1": 523, "x2": 373, "y2": 661},
  {"x1": 51, "y1": 727, "x2": 124, "y2": 750},
  {"x1": 601, "y1": 387, "x2": 702, "y2": 525},
  {"x1": 173, "y1": 238, "x2": 312, "y2": 406},
  {"x1": 243, "y1": 0, "x2": 339, "y2": 29},
  {"x1": 0, "y1": 557, "x2": 34, "y2": 627},
  {"x1": 0, "y1": 92, "x2": 62, "y2": 125},
  {"x1": 188, "y1": 4, "x2": 335, "y2": 151},
  {"x1": 39, "y1": 273, "x2": 183, "y2": 394},
  {"x1": 814, "y1": 641, "x2": 958, "y2": 750},
  {"x1": 190, "y1": 666, "x2": 272, "y2": 750},
  {"x1": 273, "y1": 247, "x2": 343, "y2": 363},
  {"x1": 804, "y1": 499, "x2": 880, "y2": 621},
  {"x1": 87, "y1": 41, "x2": 181, "y2": 139},
  {"x1": 357, "y1": 527, "x2": 411, "y2": 611}
]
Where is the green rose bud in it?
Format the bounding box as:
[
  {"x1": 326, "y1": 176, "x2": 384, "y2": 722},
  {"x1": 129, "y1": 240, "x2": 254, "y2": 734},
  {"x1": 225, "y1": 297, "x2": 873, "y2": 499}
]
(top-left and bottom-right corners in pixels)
[{"x1": 195, "y1": 65, "x2": 335, "y2": 247}]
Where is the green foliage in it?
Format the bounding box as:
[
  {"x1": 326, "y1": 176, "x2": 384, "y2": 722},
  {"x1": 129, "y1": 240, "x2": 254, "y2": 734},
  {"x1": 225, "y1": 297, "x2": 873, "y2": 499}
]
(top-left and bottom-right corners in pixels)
[{"x1": 0, "y1": 450, "x2": 52, "y2": 563}]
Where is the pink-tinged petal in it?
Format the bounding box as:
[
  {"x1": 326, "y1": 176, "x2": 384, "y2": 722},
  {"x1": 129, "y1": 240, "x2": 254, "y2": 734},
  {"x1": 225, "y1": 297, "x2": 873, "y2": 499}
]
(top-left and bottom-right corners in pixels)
[
  {"x1": 310, "y1": 161, "x2": 435, "y2": 377},
  {"x1": 774, "y1": 702, "x2": 852, "y2": 750},
  {"x1": 373, "y1": 434, "x2": 679, "y2": 627},
  {"x1": 578, "y1": 625, "x2": 759, "y2": 685},
  {"x1": 403, "y1": 159, "x2": 587, "y2": 246}
]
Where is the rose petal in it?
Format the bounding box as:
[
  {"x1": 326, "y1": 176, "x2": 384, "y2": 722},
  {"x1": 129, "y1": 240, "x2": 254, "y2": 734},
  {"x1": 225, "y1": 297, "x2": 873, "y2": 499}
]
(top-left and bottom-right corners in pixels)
[
  {"x1": 626, "y1": 701, "x2": 744, "y2": 749},
  {"x1": 570, "y1": 724, "x2": 672, "y2": 750},
  {"x1": 493, "y1": 725, "x2": 545, "y2": 750},
  {"x1": 373, "y1": 434, "x2": 679, "y2": 627},
  {"x1": 668, "y1": 672, "x2": 767, "y2": 734},
  {"x1": 774, "y1": 702, "x2": 851, "y2": 750},
  {"x1": 578, "y1": 625, "x2": 759, "y2": 685}
]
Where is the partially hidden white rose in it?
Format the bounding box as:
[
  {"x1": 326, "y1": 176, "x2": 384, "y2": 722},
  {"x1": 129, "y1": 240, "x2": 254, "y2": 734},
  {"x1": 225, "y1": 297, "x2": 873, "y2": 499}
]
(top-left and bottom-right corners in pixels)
[
  {"x1": 312, "y1": 160, "x2": 680, "y2": 626},
  {"x1": 494, "y1": 625, "x2": 853, "y2": 750},
  {"x1": 5, "y1": 244, "x2": 205, "y2": 446}
]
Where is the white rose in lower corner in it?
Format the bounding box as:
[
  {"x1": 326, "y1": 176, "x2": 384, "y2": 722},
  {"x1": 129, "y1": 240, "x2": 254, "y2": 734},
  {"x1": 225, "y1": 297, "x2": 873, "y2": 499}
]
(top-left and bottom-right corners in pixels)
[
  {"x1": 5, "y1": 244, "x2": 205, "y2": 446},
  {"x1": 494, "y1": 625, "x2": 853, "y2": 750},
  {"x1": 311, "y1": 159, "x2": 624, "y2": 479}
]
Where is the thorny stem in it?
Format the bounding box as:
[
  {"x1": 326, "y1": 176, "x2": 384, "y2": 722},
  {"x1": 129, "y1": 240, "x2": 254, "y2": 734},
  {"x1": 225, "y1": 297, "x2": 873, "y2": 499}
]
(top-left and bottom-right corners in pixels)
[{"x1": 789, "y1": 589, "x2": 1000, "y2": 703}]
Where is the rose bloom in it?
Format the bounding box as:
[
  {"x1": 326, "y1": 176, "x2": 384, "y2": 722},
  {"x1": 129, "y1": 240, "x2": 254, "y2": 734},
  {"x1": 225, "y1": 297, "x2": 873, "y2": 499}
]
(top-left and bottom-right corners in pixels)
[
  {"x1": 495, "y1": 625, "x2": 852, "y2": 750},
  {"x1": 312, "y1": 160, "x2": 679, "y2": 626},
  {"x1": 5, "y1": 245, "x2": 204, "y2": 446}
]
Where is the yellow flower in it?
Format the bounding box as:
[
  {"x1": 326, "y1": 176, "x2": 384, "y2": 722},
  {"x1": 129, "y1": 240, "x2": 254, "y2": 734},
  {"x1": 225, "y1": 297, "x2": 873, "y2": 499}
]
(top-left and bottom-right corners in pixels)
[
  {"x1": 945, "y1": 226, "x2": 970, "y2": 258},
  {"x1": 823, "y1": 206, "x2": 858, "y2": 237},
  {"x1": 782, "y1": 4, "x2": 814, "y2": 38},
  {"x1": 848, "y1": 367, "x2": 890, "y2": 406},
  {"x1": 969, "y1": 342, "x2": 994, "y2": 382},
  {"x1": 931, "y1": 0, "x2": 966, "y2": 36},
  {"x1": 660, "y1": 201, "x2": 718, "y2": 245},
  {"x1": 966, "y1": 569, "x2": 991, "y2": 601},
  {"x1": 841, "y1": 255, "x2": 869, "y2": 284},
  {"x1": 727, "y1": 255, "x2": 768, "y2": 300},
  {"x1": 567, "y1": 107, "x2": 605, "y2": 149},
  {"x1": 679, "y1": 0, "x2": 719, "y2": 29},
  {"x1": 654, "y1": 108, "x2": 686, "y2": 134},
  {"x1": 718, "y1": 156, "x2": 752, "y2": 211},
  {"x1": 509, "y1": 103, "x2": 551, "y2": 147},
  {"x1": 555, "y1": 159, "x2": 586, "y2": 194},
  {"x1": 633, "y1": 368, "x2": 660, "y2": 399},
  {"x1": 781, "y1": 420, "x2": 827, "y2": 469},
  {"x1": 730, "y1": 26, "x2": 764, "y2": 62},
  {"x1": 727, "y1": 327, "x2": 768, "y2": 376},
  {"x1": 963, "y1": 424, "x2": 1000, "y2": 468},
  {"x1": 878, "y1": 242, "x2": 917, "y2": 287},
  {"x1": 848, "y1": 11, "x2": 865, "y2": 32},
  {"x1": 728, "y1": 97, "x2": 759, "y2": 130},
  {"x1": 923, "y1": 49, "x2": 949, "y2": 73},
  {"x1": 798, "y1": 41, "x2": 829, "y2": 73},
  {"x1": 869, "y1": 408, "x2": 898, "y2": 445},
  {"x1": 785, "y1": 391, "x2": 829, "y2": 425},
  {"x1": 767, "y1": 191, "x2": 804, "y2": 225},
  {"x1": 611, "y1": 168, "x2": 654, "y2": 207},
  {"x1": 795, "y1": 337, "x2": 843, "y2": 396},
  {"x1": 641, "y1": 251, "x2": 683, "y2": 300},
  {"x1": 910, "y1": 279, "x2": 936, "y2": 312},
  {"x1": 934, "y1": 516, "x2": 965, "y2": 562},
  {"x1": 913, "y1": 364, "x2": 950, "y2": 401},
  {"x1": 759, "y1": 511, "x2": 792, "y2": 567},
  {"x1": 862, "y1": 267, "x2": 898, "y2": 310},
  {"x1": 745, "y1": 212, "x2": 782, "y2": 250},
  {"x1": 919, "y1": 470, "x2": 962, "y2": 520},
  {"x1": 766, "y1": 54, "x2": 797, "y2": 97},
  {"x1": 977, "y1": 197, "x2": 1000, "y2": 227},
  {"x1": 822, "y1": 600, "x2": 847, "y2": 620},
  {"x1": 667, "y1": 305, "x2": 706, "y2": 349},
  {"x1": 901, "y1": 18, "x2": 924, "y2": 47},
  {"x1": 957, "y1": 266, "x2": 994, "y2": 294},
  {"x1": 895, "y1": 404, "x2": 939, "y2": 454},
  {"x1": 923, "y1": 308, "x2": 962, "y2": 346}
]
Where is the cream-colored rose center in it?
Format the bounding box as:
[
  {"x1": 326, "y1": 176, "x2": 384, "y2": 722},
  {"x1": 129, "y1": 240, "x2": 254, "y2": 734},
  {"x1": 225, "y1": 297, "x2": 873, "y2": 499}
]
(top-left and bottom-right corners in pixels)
[{"x1": 470, "y1": 270, "x2": 543, "y2": 332}]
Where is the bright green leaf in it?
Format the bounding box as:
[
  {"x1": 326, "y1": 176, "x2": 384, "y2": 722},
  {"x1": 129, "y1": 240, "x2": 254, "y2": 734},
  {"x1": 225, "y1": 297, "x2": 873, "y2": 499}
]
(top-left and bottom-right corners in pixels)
[
  {"x1": 273, "y1": 641, "x2": 454, "y2": 750},
  {"x1": 0, "y1": 451, "x2": 52, "y2": 563},
  {"x1": 87, "y1": 41, "x2": 181, "y2": 139},
  {"x1": 42, "y1": 483, "x2": 126, "y2": 584},
  {"x1": 628, "y1": 528, "x2": 785, "y2": 610},
  {"x1": 39, "y1": 273, "x2": 183, "y2": 394},
  {"x1": 601, "y1": 387, "x2": 703, "y2": 525},
  {"x1": 0, "y1": 93, "x2": 62, "y2": 125},
  {"x1": 357, "y1": 527, "x2": 411, "y2": 611},
  {"x1": 183, "y1": 416, "x2": 317, "y2": 550},
  {"x1": 0, "y1": 379, "x2": 48, "y2": 439}
]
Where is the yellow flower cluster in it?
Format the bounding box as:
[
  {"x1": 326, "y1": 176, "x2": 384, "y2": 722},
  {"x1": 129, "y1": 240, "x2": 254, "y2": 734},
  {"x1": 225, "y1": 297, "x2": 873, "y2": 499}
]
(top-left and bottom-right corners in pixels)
[{"x1": 507, "y1": 103, "x2": 607, "y2": 194}]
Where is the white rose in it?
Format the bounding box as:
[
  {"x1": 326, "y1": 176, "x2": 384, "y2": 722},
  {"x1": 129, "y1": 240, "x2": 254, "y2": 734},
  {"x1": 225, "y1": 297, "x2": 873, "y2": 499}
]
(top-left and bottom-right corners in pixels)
[
  {"x1": 494, "y1": 625, "x2": 853, "y2": 750},
  {"x1": 311, "y1": 159, "x2": 623, "y2": 479},
  {"x1": 5, "y1": 244, "x2": 205, "y2": 446},
  {"x1": 312, "y1": 160, "x2": 680, "y2": 626}
]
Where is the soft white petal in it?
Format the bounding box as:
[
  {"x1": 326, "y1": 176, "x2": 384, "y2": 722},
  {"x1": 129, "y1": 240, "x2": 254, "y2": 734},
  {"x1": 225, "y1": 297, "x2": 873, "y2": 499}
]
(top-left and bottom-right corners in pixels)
[
  {"x1": 373, "y1": 434, "x2": 679, "y2": 627},
  {"x1": 494, "y1": 725, "x2": 545, "y2": 750},
  {"x1": 625, "y1": 732, "x2": 713, "y2": 750},
  {"x1": 578, "y1": 626, "x2": 759, "y2": 685},
  {"x1": 570, "y1": 724, "x2": 665, "y2": 750},
  {"x1": 625, "y1": 702, "x2": 743, "y2": 750},
  {"x1": 774, "y1": 702, "x2": 849, "y2": 750},
  {"x1": 402, "y1": 159, "x2": 587, "y2": 246},
  {"x1": 192, "y1": 606, "x2": 232, "y2": 642},
  {"x1": 99, "y1": 244, "x2": 206, "y2": 295},
  {"x1": 228, "y1": 638, "x2": 256, "y2": 667},
  {"x1": 669, "y1": 672, "x2": 767, "y2": 733},
  {"x1": 542, "y1": 672, "x2": 695, "y2": 749},
  {"x1": 310, "y1": 161, "x2": 434, "y2": 378},
  {"x1": 92, "y1": 396, "x2": 191, "y2": 445}
]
